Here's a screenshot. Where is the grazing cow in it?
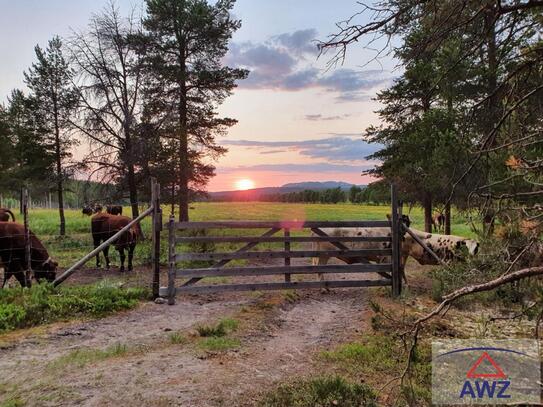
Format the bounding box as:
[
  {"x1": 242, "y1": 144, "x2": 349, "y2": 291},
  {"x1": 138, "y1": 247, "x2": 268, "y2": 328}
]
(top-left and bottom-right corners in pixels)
[
  {"x1": 433, "y1": 212, "x2": 445, "y2": 233},
  {"x1": 0, "y1": 222, "x2": 57, "y2": 287},
  {"x1": 401, "y1": 229, "x2": 479, "y2": 266},
  {"x1": 312, "y1": 215, "x2": 412, "y2": 283},
  {"x1": 312, "y1": 218, "x2": 478, "y2": 285},
  {"x1": 82, "y1": 203, "x2": 103, "y2": 216},
  {"x1": 0, "y1": 209, "x2": 15, "y2": 222},
  {"x1": 106, "y1": 205, "x2": 123, "y2": 216},
  {"x1": 91, "y1": 213, "x2": 141, "y2": 272}
]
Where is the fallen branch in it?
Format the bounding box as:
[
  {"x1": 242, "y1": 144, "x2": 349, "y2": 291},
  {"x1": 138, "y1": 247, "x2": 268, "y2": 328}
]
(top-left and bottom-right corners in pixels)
[{"x1": 380, "y1": 266, "x2": 543, "y2": 393}]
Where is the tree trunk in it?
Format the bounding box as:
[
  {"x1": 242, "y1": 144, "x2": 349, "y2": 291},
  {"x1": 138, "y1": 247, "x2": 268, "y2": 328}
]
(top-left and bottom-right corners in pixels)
[
  {"x1": 423, "y1": 192, "x2": 433, "y2": 233},
  {"x1": 52, "y1": 98, "x2": 65, "y2": 236},
  {"x1": 178, "y1": 133, "x2": 189, "y2": 222},
  {"x1": 127, "y1": 163, "x2": 139, "y2": 219},
  {"x1": 177, "y1": 40, "x2": 190, "y2": 223},
  {"x1": 444, "y1": 201, "x2": 451, "y2": 235}
]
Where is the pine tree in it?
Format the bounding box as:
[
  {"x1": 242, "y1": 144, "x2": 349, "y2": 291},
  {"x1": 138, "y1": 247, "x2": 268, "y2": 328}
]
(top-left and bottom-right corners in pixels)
[
  {"x1": 141, "y1": 0, "x2": 248, "y2": 221},
  {"x1": 24, "y1": 37, "x2": 78, "y2": 235}
]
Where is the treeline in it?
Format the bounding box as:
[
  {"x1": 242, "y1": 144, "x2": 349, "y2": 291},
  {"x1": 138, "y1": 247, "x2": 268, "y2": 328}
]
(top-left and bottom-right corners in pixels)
[
  {"x1": 0, "y1": 0, "x2": 245, "y2": 234},
  {"x1": 321, "y1": 0, "x2": 543, "y2": 234},
  {"x1": 209, "y1": 183, "x2": 391, "y2": 204}
]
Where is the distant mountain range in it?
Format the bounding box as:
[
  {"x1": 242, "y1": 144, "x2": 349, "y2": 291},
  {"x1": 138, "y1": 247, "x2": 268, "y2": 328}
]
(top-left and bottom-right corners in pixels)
[{"x1": 208, "y1": 181, "x2": 365, "y2": 201}]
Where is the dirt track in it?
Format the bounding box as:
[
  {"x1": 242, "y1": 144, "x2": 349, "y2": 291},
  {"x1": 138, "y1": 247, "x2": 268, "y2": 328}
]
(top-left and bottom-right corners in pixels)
[{"x1": 0, "y1": 271, "x2": 373, "y2": 406}]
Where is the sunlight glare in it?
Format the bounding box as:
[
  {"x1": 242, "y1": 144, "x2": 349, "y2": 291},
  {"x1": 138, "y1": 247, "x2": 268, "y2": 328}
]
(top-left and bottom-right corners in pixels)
[{"x1": 234, "y1": 178, "x2": 255, "y2": 190}]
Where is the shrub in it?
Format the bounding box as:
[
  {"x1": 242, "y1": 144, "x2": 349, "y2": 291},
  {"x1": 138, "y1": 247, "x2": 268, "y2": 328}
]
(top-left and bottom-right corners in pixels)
[
  {"x1": 0, "y1": 281, "x2": 149, "y2": 333},
  {"x1": 261, "y1": 375, "x2": 377, "y2": 407},
  {"x1": 431, "y1": 238, "x2": 537, "y2": 306},
  {"x1": 196, "y1": 318, "x2": 238, "y2": 337}
]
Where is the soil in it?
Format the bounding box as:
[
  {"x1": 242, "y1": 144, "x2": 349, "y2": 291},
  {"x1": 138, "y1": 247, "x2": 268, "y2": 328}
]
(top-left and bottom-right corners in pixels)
[{"x1": 0, "y1": 257, "x2": 379, "y2": 407}]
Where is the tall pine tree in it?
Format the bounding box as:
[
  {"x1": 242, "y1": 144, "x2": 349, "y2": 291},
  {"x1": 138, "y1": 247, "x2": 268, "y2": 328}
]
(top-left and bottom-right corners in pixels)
[
  {"x1": 24, "y1": 37, "x2": 78, "y2": 235},
  {"x1": 142, "y1": 0, "x2": 247, "y2": 221}
]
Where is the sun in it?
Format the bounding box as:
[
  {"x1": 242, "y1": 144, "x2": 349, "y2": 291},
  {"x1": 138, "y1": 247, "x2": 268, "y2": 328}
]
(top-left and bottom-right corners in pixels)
[{"x1": 235, "y1": 178, "x2": 255, "y2": 191}]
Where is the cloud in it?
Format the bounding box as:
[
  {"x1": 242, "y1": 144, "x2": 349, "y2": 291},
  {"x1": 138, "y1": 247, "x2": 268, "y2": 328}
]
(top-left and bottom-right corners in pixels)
[
  {"x1": 224, "y1": 136, "x2": 381, "y2": 163},
  {"x1": 225, "y1": 29, "x2": 390, "y2": 95},
  {"x1": 220, "y1": 162, "x2": 372, "y2": 173},
  {"x1": 305, "y1": 114, "x2": 352, "y2": 121},
  {"x1": 273, "y1": 28, "x2": 319, "y2": 56}
]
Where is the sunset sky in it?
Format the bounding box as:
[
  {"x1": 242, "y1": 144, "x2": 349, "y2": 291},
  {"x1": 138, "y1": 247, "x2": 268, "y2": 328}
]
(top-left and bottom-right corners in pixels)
[{"x1": 0, "y1": 0, "x2": 397, "y2": 191}]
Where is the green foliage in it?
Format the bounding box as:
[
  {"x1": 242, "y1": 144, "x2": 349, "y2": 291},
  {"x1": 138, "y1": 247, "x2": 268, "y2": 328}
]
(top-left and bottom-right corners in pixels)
[
  {"x1": 260, "y1": 375, "x2": 377, "y2": 407},
  {"x1": 0, "y1": 281, "x2": 149, "y2": 333},
  {"x1": 431, "y1": 238, "x2": 537, "y2": 306}
]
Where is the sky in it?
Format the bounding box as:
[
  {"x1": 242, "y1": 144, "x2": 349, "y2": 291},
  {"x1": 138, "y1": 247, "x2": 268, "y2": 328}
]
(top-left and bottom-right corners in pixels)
[{"x1": 0, "y1": 0, "x2": 397, "y2": 192}]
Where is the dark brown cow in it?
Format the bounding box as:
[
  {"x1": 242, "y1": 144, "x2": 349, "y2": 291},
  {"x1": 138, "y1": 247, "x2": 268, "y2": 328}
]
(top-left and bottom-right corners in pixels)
[
  {"x1": 433, "y1": 212, "x2": 445, "y2": 233},
  {"x1": 91, "y1": 213, "x2": 141, "y2": 272},
  {"x1": 106, "y1": 205, "x2": 123, "y2": 216},
  {"x1": 82, "y1": 203, "x2": 103, "y2": 216},
  {"x1": 0, "y1": 222, "x2": 57, "y2": 287},
  {"x1": 0, "y1": 209, "x2": 15, "y2": 222}
]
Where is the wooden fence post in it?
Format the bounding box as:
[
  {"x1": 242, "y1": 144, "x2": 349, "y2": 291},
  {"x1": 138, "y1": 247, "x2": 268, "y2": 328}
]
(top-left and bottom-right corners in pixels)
[
  {"x1": 151, "y1": 179, "x2": 162, "y2": 299},
  {"x1": 23, "y1": 188, "x2": 32, "y2": 287},
  {"x1": 167, "y1": 214, "x2": 176, "y2": 305},
  {"x1": 391, "y1": 184, "x2": 401, "y2": 297},
  {"x1": 284, "y1": 228, "x2": 291, "y2": 282}
]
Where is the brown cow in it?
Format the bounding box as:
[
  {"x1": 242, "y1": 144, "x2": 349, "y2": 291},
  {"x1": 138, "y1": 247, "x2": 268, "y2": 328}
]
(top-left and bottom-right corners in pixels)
[
  {"x1": 91, "y1": 213, "x2": 141, "y2": 272},
  {"x1": 106, "y1": 205, "x2": 123, "y2": 216},
  {"x1": 0, "y1": 209, "x2": 15, "y2": 222},
  {"x1": 82, "y1": 203, "x2": 103, "y2": 216},
  {"x1": 0, "y1": 222, "x2": 57, "y2": 287},
  {"x1": 433, "y1": 212, "x2": 445, "y2": 233}
]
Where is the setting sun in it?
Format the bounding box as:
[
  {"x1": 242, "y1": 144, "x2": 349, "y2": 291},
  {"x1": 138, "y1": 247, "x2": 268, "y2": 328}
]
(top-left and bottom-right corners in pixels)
[{"x1": 234, "y1": 178, "x2": 255, "y2": 190}]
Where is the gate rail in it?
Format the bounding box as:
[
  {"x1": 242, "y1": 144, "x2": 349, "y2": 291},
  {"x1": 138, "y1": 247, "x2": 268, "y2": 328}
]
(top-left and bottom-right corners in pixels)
[{"x1": 161, "y1": 185, "x2": 403, "y2": 304}]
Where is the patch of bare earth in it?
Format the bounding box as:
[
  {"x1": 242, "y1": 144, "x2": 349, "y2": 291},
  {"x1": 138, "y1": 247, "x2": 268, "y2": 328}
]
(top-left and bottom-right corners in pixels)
[{"x1": 0, "y1": 260, "x2": 374, "y2": 406}]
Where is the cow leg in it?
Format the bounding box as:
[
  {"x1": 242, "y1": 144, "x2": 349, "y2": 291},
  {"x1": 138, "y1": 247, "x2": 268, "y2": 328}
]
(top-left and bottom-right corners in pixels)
[
  {"x1": 314, "y1": 256, "x2": 330, "y2": 293},
  {"x1": 104, "y1": 245, "x2": 111, "y2": 270},
  {"x1": 94, "y1": 237, "x2": 101, "y2": 268},
  {"x1": 14, "y1": 271, "x2": 28, "y2": 288},
  {"x1": 127, "y1": 244, "x2": 135, "y2": 272},
  {"x1": 119, "y1": 248, "x2": 126, "y2": 272},
  {"x1": 1, "y1": 270, "x2": 9, "y2": 288}
]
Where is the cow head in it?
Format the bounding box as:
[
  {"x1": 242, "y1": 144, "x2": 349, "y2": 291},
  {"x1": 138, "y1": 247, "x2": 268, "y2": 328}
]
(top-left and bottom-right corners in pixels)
[
  {"x1": 82, "y1": 205, "x2": 94, "y2": 216},
  {"x1": 386, "y1": 214, "x2": 411, "y2": 228},
  {"x1": 34, "y1": 257, "x2": 58, "y2": 283},
  {"x1": 455, "y1": 239, "x2": 480, "y2": 256}
]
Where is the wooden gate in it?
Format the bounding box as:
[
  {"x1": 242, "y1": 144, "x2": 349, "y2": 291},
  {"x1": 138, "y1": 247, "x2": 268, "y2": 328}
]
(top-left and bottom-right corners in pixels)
[{"x1": 160, "y1": 185, "x2": 403, "y2": 304}]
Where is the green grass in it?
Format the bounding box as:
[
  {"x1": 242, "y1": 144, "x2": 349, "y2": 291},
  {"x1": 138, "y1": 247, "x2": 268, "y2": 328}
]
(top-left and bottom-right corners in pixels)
[
  {"x1": 168, "y1": 332, "x2": 187, "y2": 345},
  {"x1": 48, "y1": 343, "x2": 130, "y2": 369},
  {"x1": 0, "y1": 280, "x2": 149, "y2": 333},
  {"x1": 321, "y1": 335, "x2": 398, "y2": 372},
  {"x1": 198, "y1": 336, "x2": 241, "y2": 351},
  {"x1": 196, "y1": 317, "x2": 239, "y2": 337},
  {"x1": 16, "y1": 202, "x2": 476, "y2": 272},
  {"x1": 260, "y1": 375, "x2": 377, "y2": 407}
]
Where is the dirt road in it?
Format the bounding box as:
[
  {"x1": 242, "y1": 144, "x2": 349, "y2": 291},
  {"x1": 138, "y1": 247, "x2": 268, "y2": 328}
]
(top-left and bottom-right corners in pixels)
[{"x1": 0, "y1": 282, "x2": 372, "y2": 406}]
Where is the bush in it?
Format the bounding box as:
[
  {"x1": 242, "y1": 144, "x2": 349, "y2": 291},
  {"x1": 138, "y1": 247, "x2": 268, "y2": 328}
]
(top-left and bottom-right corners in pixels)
[
  {"x1": 261, "y1": 375, "x2": 377, "y2": 407},
  {"x1": 431, "y1": 238, "x2": 538, "y2": 306},
  {"x1": 0, "y1": 281, "x2": 149, "y2": 333}
]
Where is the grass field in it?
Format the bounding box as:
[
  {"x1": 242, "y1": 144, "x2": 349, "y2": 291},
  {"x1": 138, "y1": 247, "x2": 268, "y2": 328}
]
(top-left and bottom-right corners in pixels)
[{"x1": 19, "y1": 202, "x2": 477, "y2": 270}]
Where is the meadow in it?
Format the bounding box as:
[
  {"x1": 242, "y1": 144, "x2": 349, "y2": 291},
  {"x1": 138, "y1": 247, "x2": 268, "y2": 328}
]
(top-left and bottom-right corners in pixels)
[{"x1": 21, "y1": 202, "x2": 478, "y2": 270}]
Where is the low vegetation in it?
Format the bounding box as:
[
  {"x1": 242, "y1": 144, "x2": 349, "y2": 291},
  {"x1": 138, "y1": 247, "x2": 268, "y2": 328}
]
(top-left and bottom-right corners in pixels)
[
  {"x1": 196, "y1": 317, "x2": 240, "y2": 351},
  {"x1": 261, "y1": 375, "x2": 377, "y2": 407},
  {"x1": 47, "y1": 343, "x2": 130, "y2": 370},
  {"x1": 0, "y1": 280, "x2": 149, "y2": 333}
]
